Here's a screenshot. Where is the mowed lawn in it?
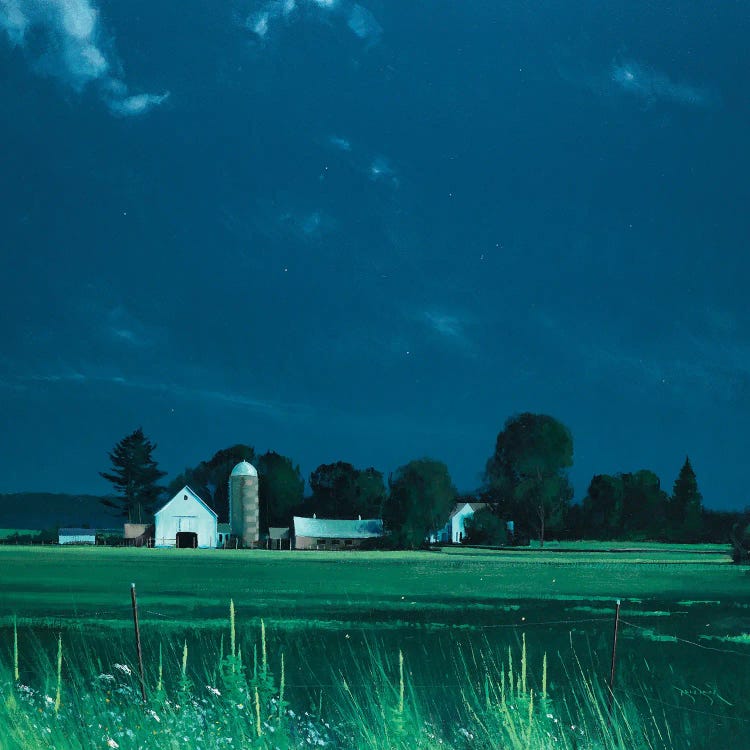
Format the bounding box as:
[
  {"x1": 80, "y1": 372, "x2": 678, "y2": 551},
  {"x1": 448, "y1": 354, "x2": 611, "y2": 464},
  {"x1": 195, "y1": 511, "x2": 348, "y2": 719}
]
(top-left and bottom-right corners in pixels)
[{"x1": 1, "y1": 544, "x2": 747, "y2": 624}]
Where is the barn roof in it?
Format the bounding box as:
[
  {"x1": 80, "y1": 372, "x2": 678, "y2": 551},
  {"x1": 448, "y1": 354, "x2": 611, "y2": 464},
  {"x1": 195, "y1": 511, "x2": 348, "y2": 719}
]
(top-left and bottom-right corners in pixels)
[
  {"x1": 155, "y1": 486, "x2": 218, "y2": 518},
  {"x1": 293, "y1": 517, "x2": 384, "y2": 539},
  {"x1": 59, "y1": 528, "x2": 97, "y2": 536},
  {"x1": 449, "y1": 502, "x2": 488, "y2": 519}
]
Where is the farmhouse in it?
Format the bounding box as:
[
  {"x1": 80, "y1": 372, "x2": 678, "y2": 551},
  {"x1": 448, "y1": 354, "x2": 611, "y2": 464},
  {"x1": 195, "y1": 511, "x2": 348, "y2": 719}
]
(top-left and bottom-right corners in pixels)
[
  {"x1": 58, "y1": 528, "x2": 96, "y2": 545},
  {"x1": 154, "y1": 486, "x2": 217, "y2": 548},
  {"x1": 293, "y1": 516, "x2": 384, "y2": 550},
  {"x1": 430, "y1": 502, "x2": 489, "y2": 544}
]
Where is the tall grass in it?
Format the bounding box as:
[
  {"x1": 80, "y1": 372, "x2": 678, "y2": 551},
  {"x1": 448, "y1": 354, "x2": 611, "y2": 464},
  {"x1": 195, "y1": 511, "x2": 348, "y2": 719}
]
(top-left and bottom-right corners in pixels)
[{"x1": 0, "y1": 605, "x2": 685, "y2": 750}]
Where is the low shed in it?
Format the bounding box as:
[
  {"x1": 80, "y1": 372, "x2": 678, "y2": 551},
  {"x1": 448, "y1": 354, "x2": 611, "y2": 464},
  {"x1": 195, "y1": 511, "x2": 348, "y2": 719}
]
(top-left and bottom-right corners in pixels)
[
  {"x1": 267, "y1": 527, "x2": 290, "y2": 550},
  {"x1": 58, "y1": 528, "x2": 96, "y2": 545},
  {"x1": 293, "y1": 517, "x2": 384, "y2": 550},
  {"x1": 124, "y1": 523, "x2": 154, "y2": 547}
]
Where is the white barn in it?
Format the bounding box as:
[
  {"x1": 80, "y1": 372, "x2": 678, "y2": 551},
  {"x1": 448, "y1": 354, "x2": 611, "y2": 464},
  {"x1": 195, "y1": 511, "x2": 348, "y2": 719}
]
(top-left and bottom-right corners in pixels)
[{"x1": 154, "y1": 486, "x2": 217, "y2": 548}]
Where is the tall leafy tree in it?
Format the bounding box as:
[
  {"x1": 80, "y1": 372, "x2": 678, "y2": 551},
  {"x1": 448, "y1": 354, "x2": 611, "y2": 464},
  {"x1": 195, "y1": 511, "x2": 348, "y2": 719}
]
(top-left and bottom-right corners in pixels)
[
  {"x1": 463, "y1": 507, "x2": 507, "y2": 545},
  {"x1": 384, "y1": 459, "x2": 457, "y2": 548},
  {"x1": 309, "y1": 462, "x2": 386, "y2": 519},
  {"x1": 730, "y1": 511, "x2": 750, "y2": 564},
  {"x1": 582, "y1": 474, "x2": 625, "y2": 539},
  {"x1": 670, "y1": 456, "x2": 704, "y2": 541},
  {"x1": 167, "y1": 444, "x2": 255, "y2": 521},
  {"x1": 100, "y1": 428, "x2": 167, "y2": 523},
  {"x1": 256, "y1": 451, "x2": 305, "y2": 530},
  {"x1": 620, "y1": 470, "x2": 669, "y2": 540},
  {"x1": 485, "y1": 413, "x2": 573, "y2": 546}
]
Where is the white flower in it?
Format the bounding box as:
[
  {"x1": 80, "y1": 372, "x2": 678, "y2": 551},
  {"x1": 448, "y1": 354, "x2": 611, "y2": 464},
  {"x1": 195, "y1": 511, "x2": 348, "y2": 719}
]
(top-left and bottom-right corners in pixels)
[
  {"x1": 147, "y1": 709, "x2": 161, "y2": 723},
  {"x1": 44, "y1": 696, "x2": 55, "y2": 705},
  {"x1": 107, "y1": 739, "x2": 119, "y2": 749},
  {"x1": 98, "y1": 674, "x2": 115, "y2": 682},
  {"x1": 113, "y1": 664, "x2": 132, "y2": 676},
  {"x1": 206, "y1": 685, "x2": 221, "y2": 696}
]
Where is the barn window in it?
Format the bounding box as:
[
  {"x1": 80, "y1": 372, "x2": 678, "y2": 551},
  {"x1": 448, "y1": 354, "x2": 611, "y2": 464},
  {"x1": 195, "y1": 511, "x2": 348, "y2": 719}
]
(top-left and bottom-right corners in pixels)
[
  {"x1": 345, "y1": 540, "x2": 353, "y2": 546},
  {"x1": 331, "y1": 539, "x2": 340, "y2": 545},
  {"x1": 317, "y1": 539, "x2": 326, "y2": 545}
]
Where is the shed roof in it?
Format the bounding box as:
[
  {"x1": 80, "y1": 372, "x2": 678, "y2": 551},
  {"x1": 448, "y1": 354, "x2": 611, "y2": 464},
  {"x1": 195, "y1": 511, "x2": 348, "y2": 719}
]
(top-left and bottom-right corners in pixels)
[
  {"x1": 293, "y1": 517, "x2": 384, "y2": 539},
  {"x1": 59, "y1": 528, "x2": 97, "y2": 536},
  {"x1": 268, "y1": 527, "x2": 290, "y2": 539},
  {"x1": 217, "y1": 523, "x2": 232, "y2": 534}
]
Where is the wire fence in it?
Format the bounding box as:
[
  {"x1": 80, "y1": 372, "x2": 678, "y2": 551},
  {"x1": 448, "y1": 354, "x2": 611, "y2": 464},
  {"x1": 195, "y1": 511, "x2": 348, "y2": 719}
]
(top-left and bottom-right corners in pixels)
[
  {"x1": 4, "y1": 598, "x2": 750, "y2": 728},
  {"x1": 8, "y1": 607, "x2": 749, "y2": 662}
]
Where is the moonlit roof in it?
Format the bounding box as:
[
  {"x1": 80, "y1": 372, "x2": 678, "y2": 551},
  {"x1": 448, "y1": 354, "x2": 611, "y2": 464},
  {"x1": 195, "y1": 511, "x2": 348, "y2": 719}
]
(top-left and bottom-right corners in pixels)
[
  {"x1": 293, "y1": 517, "x2": 384, "y2": 539},
  {"x1": 231, "y1": 460, "x2": 258, "y2": 477}
]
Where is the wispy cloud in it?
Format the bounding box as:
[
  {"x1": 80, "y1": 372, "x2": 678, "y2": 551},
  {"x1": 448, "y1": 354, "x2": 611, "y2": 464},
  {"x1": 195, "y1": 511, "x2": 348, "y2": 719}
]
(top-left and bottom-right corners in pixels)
[
  {"x1": 533, "y1": 306, "x2": 750, "y2": 404},
  {"x1": 105, "y1": 88, "x2": 170, "y2": 117},
  {"x1": 611, "y1": 59, "x2": 714, "y2": 108},
  {"x1": 346, "y1": 3, "x2": 382, "y2": 44},
  {"x1": 328, "y1": 134, "x2": 351, "y2": 151},
  {"x1": 423, "y1": 311, "x2": 464, "y2": 339},
  {"x1": 19, "y1": 368, "x2": 311, "y2": 418},
  {"x1": 0, "y1": 0, "x2": 168, "y2": 115},
  {"x1": 416, "y1": 309, "x2": 477, "y2": 358},
  {"x1": 101, "y1": 305, "x2": 158, "y2": 348},
  {"x1": 368, "y1": 156, "x2": 399, "y2": 188},
  {"x1": 322, "y1": 134, "x2": 400, "y2": 190},
  {"x1": 246, "y1": 0, "x2": 382, "y2": 46}
]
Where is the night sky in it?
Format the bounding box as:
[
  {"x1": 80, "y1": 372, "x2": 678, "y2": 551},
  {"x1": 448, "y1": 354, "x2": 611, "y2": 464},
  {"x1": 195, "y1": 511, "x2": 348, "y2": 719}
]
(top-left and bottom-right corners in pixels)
[{"x1": 1, "y1": 1, "x2": 749, "y2": 509}]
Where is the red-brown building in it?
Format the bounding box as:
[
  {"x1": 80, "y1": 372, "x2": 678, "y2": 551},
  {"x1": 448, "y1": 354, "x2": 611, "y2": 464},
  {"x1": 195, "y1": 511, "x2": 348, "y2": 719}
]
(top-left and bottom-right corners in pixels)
[{"x1": 293, "y1": 516, "x2": 384, "y2": 550}]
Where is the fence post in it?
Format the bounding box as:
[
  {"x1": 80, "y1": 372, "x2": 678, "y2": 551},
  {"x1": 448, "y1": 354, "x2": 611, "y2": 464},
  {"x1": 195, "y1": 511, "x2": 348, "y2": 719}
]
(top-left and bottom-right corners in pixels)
[
  {"x1": 607, "y1": 598, "x2": 621, "y2": 718},
  {"x1": 130, "y1": 583, "x2": 147, "y2": 703}
]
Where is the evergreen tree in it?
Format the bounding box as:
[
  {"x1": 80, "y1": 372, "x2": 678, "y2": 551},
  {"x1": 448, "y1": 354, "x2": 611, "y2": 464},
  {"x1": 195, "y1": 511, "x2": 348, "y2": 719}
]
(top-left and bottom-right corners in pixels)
[
  {"x1": 100, "y1": 428, "x2": 167, "y2": 523},
  {"x1": 670, "y1": 456, "x2": 704, "y2": 542}
]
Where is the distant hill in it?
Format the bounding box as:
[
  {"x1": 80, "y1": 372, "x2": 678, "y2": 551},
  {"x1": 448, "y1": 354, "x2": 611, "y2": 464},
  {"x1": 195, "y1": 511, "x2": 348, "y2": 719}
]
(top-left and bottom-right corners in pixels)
[{"x1": 0, "y1": 493, "x2": 122, "y2": 530}]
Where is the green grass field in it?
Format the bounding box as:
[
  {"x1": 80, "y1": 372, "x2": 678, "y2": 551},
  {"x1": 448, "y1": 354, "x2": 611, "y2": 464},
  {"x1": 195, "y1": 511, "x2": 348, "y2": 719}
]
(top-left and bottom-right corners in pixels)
[{"x1": 1, "y1": 545, "x2": 749, "y2": 748}]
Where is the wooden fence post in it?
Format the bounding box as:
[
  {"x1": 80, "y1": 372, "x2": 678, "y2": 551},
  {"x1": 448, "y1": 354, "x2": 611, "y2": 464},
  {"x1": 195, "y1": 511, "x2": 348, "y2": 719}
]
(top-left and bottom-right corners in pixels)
[
  {"x1": 130, "y1": 583, "x2": 147, "y2": 702},
  {"x1": 607, "y1": 598, "x2": 621, "y2": 718}
]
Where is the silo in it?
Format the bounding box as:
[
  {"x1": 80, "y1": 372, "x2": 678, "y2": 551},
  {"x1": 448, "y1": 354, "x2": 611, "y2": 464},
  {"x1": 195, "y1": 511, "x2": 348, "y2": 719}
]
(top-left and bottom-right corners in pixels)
[{"x1": 229, "y1": 460, "x2": 260, "y2": 547}]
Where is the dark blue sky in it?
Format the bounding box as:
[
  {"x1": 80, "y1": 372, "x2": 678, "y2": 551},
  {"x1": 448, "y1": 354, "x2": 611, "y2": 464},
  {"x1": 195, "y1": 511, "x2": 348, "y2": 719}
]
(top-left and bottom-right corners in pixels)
[{"x1": 1, "y1": 1, "x2": 749, "y2": 509}]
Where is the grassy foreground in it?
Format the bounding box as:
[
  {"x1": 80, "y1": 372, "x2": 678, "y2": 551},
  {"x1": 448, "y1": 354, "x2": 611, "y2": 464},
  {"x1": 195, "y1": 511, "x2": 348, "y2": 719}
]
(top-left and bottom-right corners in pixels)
[
  {"x1": 1, "y1": 604, "x2": 683, "y2": 750},
  {"x1": 1, "y1": 546, "x2": 748, "y2": 748}
]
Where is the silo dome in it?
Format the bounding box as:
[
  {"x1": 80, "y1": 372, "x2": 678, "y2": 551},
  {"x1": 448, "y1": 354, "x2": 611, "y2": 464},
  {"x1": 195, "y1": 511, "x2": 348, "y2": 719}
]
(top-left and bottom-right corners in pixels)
[{"x1": 231, "y1": 460, "x2": 258, "y2": 477}]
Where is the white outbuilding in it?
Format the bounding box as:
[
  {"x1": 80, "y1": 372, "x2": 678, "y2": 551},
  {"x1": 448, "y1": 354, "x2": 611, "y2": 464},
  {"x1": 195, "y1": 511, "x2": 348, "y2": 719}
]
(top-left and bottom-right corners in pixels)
[
  {"x1": 430, "y1": 502, "x2": 489, "y2": 544},
  {"x1": 58, "y1": 528, "x2": 96, "y2": 545},
  {"x1": 154, "y1": 486, "x2": 217, "y2": 548}
]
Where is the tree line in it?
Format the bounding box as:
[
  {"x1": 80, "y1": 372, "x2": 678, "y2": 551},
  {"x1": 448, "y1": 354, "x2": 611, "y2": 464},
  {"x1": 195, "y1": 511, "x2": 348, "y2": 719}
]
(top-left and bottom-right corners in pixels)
[{"x1": 99, "y1": 416, "x2": 750, "y2": 555}]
